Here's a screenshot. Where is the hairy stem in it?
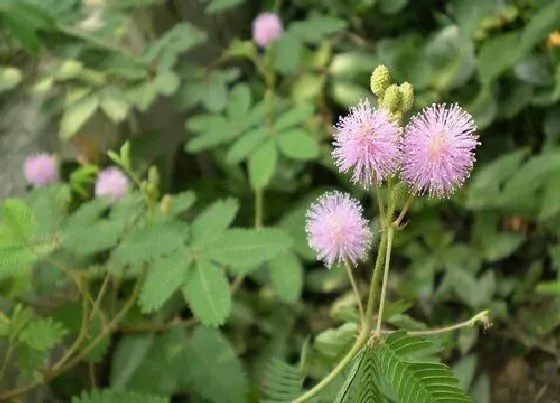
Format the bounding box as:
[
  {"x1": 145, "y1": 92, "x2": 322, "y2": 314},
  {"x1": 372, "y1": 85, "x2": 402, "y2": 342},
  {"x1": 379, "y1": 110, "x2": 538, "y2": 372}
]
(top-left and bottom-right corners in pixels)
[
  {"x1": 88, "y1": 272, "x2": 111, "y2": 326},
  {"x1": 344, "y1": 260, "x2": 364, "y2": 325},
  {"x1": 292, "y1": 332, "x2": 368, "y2": 403},
  {"x1": 393, "y1": 193, "x2": 415, "y2": 228},
  {"x1": 0, "y1": 342, "x2": 14, "y2": 383},
  {"x1": 52, "y1": 279, "x2": 90, "y2": 372},
  {"x1": 375, "y1": 226, "x2": 394, "y2": 334},
  {"x1": 375, "y1": 184, "x2": 386, "y2": 224},
  {"x1": 380, "y1": 310, "x2": 491, "y2": 336}
]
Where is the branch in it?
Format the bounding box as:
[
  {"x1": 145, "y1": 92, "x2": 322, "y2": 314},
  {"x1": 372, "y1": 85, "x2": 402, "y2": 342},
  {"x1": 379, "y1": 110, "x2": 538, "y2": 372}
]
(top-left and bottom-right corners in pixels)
[
  {"x1": 0, "y1": 274, "x2": 145, "y2": 401},
  {"x1": 380, "y1": 310, "x2": 491, "y2": 336}
]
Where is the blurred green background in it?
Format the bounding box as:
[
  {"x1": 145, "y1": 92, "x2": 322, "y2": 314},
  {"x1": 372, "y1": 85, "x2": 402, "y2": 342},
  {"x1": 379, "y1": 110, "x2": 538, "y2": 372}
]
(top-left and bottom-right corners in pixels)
[{"x1": 0, "y1": 0, "x2": 560, "y2": 402}]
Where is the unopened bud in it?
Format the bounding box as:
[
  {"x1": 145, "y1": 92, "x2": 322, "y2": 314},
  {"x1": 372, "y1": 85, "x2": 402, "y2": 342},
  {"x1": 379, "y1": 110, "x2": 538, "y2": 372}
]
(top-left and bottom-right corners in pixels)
[
  {"x1": 160, "y1": 194, "x2": 172, "y2": 214},
  {"x1": 382, "y1": 84, "x2": 400, "y2": 111},
  {"x1": 399, "y1": 82, "x2": 414, "y2": 112},
  {"x1": 370, "y1": 65, "x2": 390, "y2": 96}
]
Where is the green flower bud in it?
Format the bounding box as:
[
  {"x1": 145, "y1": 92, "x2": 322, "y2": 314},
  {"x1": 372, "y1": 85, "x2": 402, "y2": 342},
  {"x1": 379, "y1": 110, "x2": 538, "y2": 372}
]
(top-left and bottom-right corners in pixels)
[
  {"x1": 399, "y1": 82, "x2": 414, "y2": 112},
  {"x1": 391, "y1": 180, "x2": 410, "y2": 206},
  {"x1": 370, "y1": 65, "x2": 390, "y2": 96},
  {"x1": 382, "y1": 84, "x2": 400, "y2": 111}
]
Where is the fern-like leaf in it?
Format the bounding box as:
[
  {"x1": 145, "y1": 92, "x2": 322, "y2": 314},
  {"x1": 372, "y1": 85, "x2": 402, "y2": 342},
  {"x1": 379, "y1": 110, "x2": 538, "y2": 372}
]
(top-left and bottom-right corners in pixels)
[
  {"x1": 261, "y1": 358, "x2": 303, "y2": 403},
  {"x1": 71, "y1": 389, "x2": 169, "y2": 403},
  {"x1": 334, "y1": 350, "x2": 365, "y2": 403},
  {"x1": 377, "y1": 332, "x2": 471, "y2": 403},
  {"x1": 357, "y1": 347, "x2": 382, "y2": 402}
]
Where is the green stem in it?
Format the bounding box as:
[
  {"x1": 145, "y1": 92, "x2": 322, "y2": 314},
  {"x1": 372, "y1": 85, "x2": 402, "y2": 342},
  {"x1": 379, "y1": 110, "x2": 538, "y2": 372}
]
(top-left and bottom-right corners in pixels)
[
  {"x1": 380, "y1": 310, "x2": 491, "y2": 336},
  {"x1": 292, "y1": 332, "x2": 368, "y2": 403},
  {"x1": 375, "y1": 184, "x2": 386, "y2": 224},
  {"x1": 364, "y1": 230, "x2": 387, "y2": 334},
  {"x1": 52, "y1": 279, "x2": 90, "y2": 371},
  {"x1": 375, "y1": 226, "x2": 394, "y2": 334},
  {"x1": 88, "y1": 272, "x2": 111, "y2": 326},
  {"x1": 255, "y1": 187, "x2": 264, "y2": 229},
  {"x1": 0, "y1": 342, "x2": 14, "y2": 383},
  {"x1": 344, "y1": 260, "x2": 364, "y2": 325},
  {"x1": 393, "y1": 193, "x2": 415, "y2": 228}
]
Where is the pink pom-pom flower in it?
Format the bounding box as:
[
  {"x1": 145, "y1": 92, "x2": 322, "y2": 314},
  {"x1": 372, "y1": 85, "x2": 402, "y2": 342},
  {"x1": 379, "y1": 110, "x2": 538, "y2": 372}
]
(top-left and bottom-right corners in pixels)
[
  {"x1": 332, "y1": 99, "x2": 401, "y2": 189},
  {"x1": 23, "y1": 153, "x2": 59, "y2": 187},
  {"x1": 252, "y1": 12, "x2": 283, "y2": 47},
  {"x1": 95, "y1": 167, "x2": 129, "y2": 203},
  {"x1": 306, "y1": 191, "x2": 372, "y2": 268},
  {"x1": 401, "y1": 103, "x2": 479, "y2": 198}
]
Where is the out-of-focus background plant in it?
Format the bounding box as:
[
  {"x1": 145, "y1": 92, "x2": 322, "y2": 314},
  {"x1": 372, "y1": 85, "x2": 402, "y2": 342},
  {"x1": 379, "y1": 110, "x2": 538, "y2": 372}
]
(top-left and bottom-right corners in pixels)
[{"x1": 0, "y1": 0, "x2": 559, "y2": 402}]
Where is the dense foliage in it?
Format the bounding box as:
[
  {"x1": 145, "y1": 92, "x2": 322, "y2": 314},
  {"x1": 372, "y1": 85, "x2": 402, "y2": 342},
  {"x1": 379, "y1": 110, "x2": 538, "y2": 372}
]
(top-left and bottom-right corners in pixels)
[{"x1": 0, "y1": 0, "x2": 560, "y2": 402}]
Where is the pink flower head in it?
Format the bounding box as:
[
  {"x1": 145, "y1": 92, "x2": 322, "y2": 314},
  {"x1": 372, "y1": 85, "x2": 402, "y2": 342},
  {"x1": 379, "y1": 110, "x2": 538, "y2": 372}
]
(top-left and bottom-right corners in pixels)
[
  {"x1": 95, "y1": 167, "x2": 129, "y2": 203},
  {"x1": 306, "y1": 191, "x2": 372, "y2": 268},
  {"x1": 332, "y1": 99, "x2": 401, "y2": 188},
  {"x1": 23, "y1": 153, "x2": 59, "y2": 187},
  {"x1": 401, "y1": 103, "x2": 479, "y2": 198},
  {"x1": 252, "y1": 12, "x2": 283, "y2": 47}
]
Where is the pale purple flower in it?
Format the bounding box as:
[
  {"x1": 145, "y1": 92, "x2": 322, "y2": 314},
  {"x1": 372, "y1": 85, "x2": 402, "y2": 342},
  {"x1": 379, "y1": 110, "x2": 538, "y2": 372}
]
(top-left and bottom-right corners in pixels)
[
  {"x1": 23, "y1": 153, "x2": 59, "y2": 187},
  {"x1": 95, "y1": 167, "x2": 129, "y2": 203},
  {"x1": 332, "y1": 100, "x2": 400, "y2": 188},
  {"x1": 401, "y1": 103, "x2": 479, "y2": 198},
  {"x1": 306, "y1": 191, "x2": 371, "y2": 268},
  {"x1": 252, "y1": 12, "x2": 283, "y2": 47}
]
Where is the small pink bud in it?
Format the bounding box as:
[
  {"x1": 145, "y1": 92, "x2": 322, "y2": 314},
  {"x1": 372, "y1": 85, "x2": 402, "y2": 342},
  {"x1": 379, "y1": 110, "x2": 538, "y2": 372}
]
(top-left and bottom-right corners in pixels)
[
  {"x1": 95, "y1": 167, "x2": 129, "y2": 203},
  {"x1": 23, "y1": 153, "x2": 59, "y2": 187},
  {"x1": 252, "y1": 12, "x2": 283, "y2": 47}
]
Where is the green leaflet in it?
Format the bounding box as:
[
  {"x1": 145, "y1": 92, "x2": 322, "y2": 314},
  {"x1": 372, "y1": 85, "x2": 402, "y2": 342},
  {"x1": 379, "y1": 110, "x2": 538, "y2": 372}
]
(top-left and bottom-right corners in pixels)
[
  {"x1": 268, "y1": 251, "x2": 303, "y2": 304},
  {"x1": 377, "y1": 332, "x2": 471, "y2": 403},
  {"x1": 182, "y1": 260, "x2": 231, "y2": 327},
  {"x1": 227, "y1": 83, "x2": 251, "y2": 121},
  {"x1": 203, "y1": 228, "x2": 293, "y2": 275},
  {"x1": 18, "y1": 317, "x2": 67, "y2": 352},
  {"x1": 110, "y1": 221, "x2": 188, "y2": 271},
  {"x1": 184, "y1": 326, "x2": 248, "y2": 403},
  {"x1": 62, "y1": 220, "x2": 125, "y2": 257},
  {"x1": 191, "y1": 198, "x2": 238, "y2": 248},
  {"x1": 226, "y1": 127, "x2": 267, "y2": 164},
  {"x1": 138, "y1": 248, "x2": 193, "y2": 313},
  {"x1": 276, "y1": 129, "x2": 320, "y2": 161},
  {"x1": 112, "y1": 328, "x2": 188, "y2": 397},
  {"x1": 71, "y1": 389, "x2": 169, "y2": 403},
  {"x1": 248, "y1": 138, "x2": 277, "y2": 188}
]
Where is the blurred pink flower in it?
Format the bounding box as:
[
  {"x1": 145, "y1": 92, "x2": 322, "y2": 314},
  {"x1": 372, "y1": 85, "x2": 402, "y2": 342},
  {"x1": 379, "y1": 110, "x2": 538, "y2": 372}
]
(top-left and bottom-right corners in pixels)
[
  {"x1": 306, "y1": 191, "x2": 371, "y2": 268},
  {"x1": 23, "y1": 153, "x2": 59, "y2": 187},
  {"x1": 252, "y1": 12, "x2": 283, "y2": 47},
  {"x1": 332, "y1": 99, "x2": 401, "y2": 188},
  {"x1": 401, "y1": 103, "x2": 479, "y2": 198},
  {"x1": 95, "y1": 167, "x2": 129, "y2": 203}
]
